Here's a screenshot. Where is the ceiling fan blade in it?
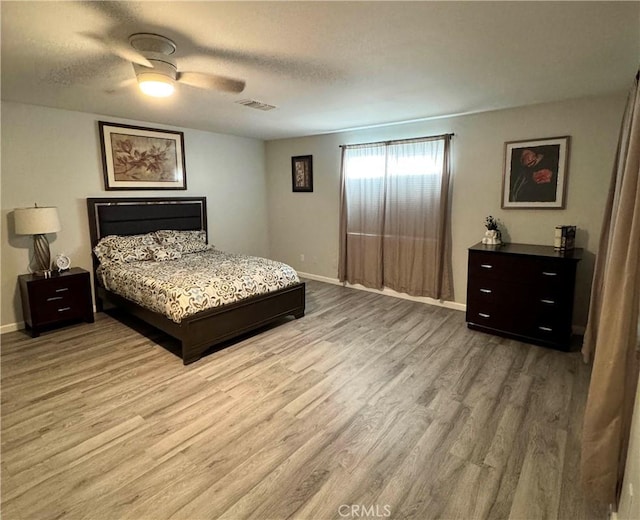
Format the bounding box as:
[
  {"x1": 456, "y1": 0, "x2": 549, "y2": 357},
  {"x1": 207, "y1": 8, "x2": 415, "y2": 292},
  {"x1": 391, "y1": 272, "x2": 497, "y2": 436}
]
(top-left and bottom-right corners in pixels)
[
  {"x1": 177, "y1": 72, "x2": 245, "y2": 93},
  {"x1": 81, "y1": 32, "x2": 152, "y2": 68},
  {"x1": 105, "y1": 78, "x2": 137, "y2": 94}
]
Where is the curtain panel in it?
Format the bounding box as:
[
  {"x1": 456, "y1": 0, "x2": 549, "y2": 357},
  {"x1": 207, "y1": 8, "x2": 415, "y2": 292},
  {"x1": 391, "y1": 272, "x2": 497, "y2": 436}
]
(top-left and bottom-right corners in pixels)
[
  {"x1": 338, "y1": 135, "x2": 453, "y2": 300},
  {"x1": 581, "y1": 73, "x2": 640, "y2": 506}
]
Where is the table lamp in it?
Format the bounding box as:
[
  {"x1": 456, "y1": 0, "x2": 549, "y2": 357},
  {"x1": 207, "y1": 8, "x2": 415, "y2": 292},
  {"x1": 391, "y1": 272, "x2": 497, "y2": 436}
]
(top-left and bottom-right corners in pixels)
[{"x1": 15, "y1": 205, "x2": 61, "y2": 276}]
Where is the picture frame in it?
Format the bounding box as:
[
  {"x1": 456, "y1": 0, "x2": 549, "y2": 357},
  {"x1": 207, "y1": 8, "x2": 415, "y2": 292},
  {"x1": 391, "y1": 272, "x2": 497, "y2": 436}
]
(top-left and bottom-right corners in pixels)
[
  {"x1": 502, "y1": 136, "x2": 570, "y2": 209},
  {"x1": 98, "y1": 121, "x2": 187, "y2": 190},
  {"x1": 291, "y1": 155, "x2": 313, "y2": 192}
]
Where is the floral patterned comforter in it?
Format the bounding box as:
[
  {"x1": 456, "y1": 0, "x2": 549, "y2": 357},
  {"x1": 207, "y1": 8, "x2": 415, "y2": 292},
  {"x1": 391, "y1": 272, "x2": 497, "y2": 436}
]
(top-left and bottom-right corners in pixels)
[{"x1": 97, "y1": 249, "x2": 300, "y2": 323}]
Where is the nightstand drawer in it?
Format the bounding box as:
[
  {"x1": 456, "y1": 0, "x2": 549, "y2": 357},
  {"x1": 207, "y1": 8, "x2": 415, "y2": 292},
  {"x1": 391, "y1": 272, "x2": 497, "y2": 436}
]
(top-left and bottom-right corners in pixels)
[
  {"x1": 35, "y1": 298, "x2": 86, "y2": 324},
  {"x1": 29, "y1": 276, "x2": 86, "y2": 304}
]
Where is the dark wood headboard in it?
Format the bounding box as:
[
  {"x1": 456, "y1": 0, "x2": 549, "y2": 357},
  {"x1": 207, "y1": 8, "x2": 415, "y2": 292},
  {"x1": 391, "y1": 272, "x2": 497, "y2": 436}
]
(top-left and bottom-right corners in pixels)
[{"x1": 87, "y1": 197, "x2": 207, "y2": 250}]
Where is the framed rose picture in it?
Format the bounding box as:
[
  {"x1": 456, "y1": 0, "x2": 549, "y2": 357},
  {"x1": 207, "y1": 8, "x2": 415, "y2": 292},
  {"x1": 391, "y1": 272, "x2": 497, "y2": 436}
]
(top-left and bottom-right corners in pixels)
[
  {"x1": 291, "y1": 155, "x2": 313, "y2": 192},
  {"x1": 98, "y1": 121, "x2": 187, "y2": 190},
  {"x1": 502, "y1": 136, "x2": 570, "y2": 209}
]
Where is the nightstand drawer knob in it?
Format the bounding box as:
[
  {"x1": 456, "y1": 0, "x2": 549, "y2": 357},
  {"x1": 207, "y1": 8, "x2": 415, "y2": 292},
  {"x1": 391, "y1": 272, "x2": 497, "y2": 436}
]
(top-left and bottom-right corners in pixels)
[
  {"x1": 55, "y1": 287, "x2": 69, "y2": 293},
  {"x1": 540, "y1": 299, "x2": 555, "y2": 304},
  {"x1": 58, "y1": 307, "x2": 72, "y2": 312},
  {"x1": 542, "y1": 271, "x2": 558, "y2": 277},
  {"x1": 47, "y1": 296, "x2": 63, "y2": 302},
  {"x1": 478, "y1": 312, "x2": 491, "y2": 318},
  {"x1": 480, "y1": 264, "x2": 493, "y2": 269},
  {"x1": 538, "y1": 326, "x2": 553, "y2": 332},
  {"x1": 479, "y1": 288, "x2": 492, "y2": 294}
]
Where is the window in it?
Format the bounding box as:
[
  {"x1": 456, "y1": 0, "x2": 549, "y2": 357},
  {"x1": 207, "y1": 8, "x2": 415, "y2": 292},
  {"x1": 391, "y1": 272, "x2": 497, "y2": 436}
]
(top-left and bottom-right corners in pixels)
[{"x1": 338, "y1": 135, "x2": 453, "y2": 299}]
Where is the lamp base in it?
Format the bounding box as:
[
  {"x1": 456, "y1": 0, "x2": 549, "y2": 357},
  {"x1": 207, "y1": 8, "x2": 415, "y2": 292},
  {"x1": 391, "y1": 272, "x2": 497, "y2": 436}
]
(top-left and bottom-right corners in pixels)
[
  {"x1": 33, "y1": 234, "x2": 51, "y2": 273},
  {"x1": 33, "y1": 269, "x2": 53, "y2": 278}
]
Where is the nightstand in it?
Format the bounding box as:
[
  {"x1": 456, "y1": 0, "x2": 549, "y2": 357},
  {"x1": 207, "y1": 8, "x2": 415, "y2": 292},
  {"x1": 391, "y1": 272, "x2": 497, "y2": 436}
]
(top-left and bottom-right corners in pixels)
[{"x1": 19, "y1": 267, "x2": 94, "y2": 337}]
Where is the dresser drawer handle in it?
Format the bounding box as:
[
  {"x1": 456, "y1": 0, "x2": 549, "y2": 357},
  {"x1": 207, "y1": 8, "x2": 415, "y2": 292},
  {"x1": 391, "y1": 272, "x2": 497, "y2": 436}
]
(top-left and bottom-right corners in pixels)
[
  {"x1": 47, "y1": 296, "x2": 63, "y2": 302},
  {"x1": 58, "y1": 307, "x2": 72, "y2": 312},
  {"x1": 480, "y1": 264, "x2": 493, "y2": 269},
  {"x1": 480, "y1": 289, "x2": 492, "y2": 294},
  {"x1": 55, "y1": 287, "x2": 70, "y2": 293},
  {"x1": 538, "y1": 326, "x2": 553, "y2": 332},
  {"x1": 540, "y1": 299, "x2": 555, "y2": 304},
  {"x1": 542, "y1": 272, "x2": 558, "y2": 277},
  {"x1": 478, "y1": 312, "x2": 491, "y2": 318}
]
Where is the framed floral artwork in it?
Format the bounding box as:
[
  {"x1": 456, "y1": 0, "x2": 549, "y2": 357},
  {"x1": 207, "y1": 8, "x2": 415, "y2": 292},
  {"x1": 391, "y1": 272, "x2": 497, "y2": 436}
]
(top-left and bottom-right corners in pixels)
[
  {"x1": 98, "y1": 121, "x2": 187, "y2": 190},
  {"x1": 502, "y1": 136, "x2": 570, "y2": 209}
]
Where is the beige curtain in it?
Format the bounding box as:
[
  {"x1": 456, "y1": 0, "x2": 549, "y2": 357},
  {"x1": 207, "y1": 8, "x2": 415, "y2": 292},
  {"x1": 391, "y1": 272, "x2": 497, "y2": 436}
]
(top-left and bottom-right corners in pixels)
[
  {"x1": 581, "y1": 72, "x2": 640, "y2": 506},
  {"x1": 338, "y1": 135, "x2": 453, "y2": 300}
]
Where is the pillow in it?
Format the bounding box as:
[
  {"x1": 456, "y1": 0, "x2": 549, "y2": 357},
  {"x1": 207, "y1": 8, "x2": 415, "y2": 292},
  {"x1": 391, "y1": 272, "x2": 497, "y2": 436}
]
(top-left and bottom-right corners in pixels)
[
  {"x1": 93, "y1": 233, "x2": 156, "y2": 264},
  {"x1": 154, "y1": 229, "x2": 208, "y2": 254},
  {"x1": 148, "y1": 244, "x2": 182, "y2": 262}
]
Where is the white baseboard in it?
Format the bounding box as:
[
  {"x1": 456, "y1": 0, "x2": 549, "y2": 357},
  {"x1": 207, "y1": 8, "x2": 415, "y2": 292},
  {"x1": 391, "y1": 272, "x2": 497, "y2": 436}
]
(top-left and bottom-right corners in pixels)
[
  {"x1": 297, "y1": 272, "x2": 343, "y2": 286},
  {"x1": 297, "y1": 271, "x2": 466, "y2": 312},
  {"x1": 1, "y1": 322, "x2": 24, "y2": 334}
]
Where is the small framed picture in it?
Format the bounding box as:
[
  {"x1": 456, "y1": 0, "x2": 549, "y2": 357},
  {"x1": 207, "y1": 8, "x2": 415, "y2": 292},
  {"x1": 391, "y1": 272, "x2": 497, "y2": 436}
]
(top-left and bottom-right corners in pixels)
[
  {"x1": 98, "y1": 121, "x2": 187, "y2": 190},
  {"x1": 291, "y1": 155, "x2": 313, "y2": 192},
  {"x1": 502, "y1": 136, "x2": 570, "y2": 209}
]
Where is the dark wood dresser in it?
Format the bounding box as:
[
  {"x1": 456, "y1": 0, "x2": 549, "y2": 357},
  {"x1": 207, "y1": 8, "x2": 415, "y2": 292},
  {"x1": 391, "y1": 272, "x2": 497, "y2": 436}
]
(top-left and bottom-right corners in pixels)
[
  {"x1": 466, "y1": 242, "x2": 582, "y2": 351},
  {"x1": 19, "y1": 267, "x2": 94, "y2": 337}
]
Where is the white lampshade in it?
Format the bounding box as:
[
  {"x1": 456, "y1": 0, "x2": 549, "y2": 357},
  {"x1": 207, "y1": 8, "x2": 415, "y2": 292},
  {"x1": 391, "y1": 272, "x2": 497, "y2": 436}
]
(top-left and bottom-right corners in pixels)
[{"x1": 15, "y1": 206, "x2": 61, "y2": 235}]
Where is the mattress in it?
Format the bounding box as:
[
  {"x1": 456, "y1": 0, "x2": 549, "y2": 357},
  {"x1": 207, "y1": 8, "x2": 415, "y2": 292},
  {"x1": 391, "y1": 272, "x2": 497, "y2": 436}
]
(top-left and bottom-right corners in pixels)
[{"x1": 97, "y1": 249, "x2": 300, "y2": 323}]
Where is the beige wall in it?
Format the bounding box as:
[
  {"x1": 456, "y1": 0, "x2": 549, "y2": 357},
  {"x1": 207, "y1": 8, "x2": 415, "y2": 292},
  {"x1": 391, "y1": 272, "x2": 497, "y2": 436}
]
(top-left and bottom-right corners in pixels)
[
  {"x1": 265, "y1": 93, "x2": 627, "y2": 327},
  {"x1": 1, "y1": 101, "x2": 269, "y2": 330},
  {"x1": 1, "y1": 93, "x2": 627, "y2": 330}
]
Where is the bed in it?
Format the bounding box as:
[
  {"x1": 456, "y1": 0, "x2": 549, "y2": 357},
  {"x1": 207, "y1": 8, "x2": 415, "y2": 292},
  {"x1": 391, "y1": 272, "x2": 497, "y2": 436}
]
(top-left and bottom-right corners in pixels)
[{"x1": 87, "y1": 197, "x2": 305, "y2": 364}]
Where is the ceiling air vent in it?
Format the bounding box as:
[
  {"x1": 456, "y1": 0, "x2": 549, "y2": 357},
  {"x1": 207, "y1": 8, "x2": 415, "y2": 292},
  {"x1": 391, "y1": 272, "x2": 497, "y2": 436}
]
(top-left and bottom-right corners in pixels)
[{"x1": 235, "y1": 99, "x2": 277, "y2": 111}]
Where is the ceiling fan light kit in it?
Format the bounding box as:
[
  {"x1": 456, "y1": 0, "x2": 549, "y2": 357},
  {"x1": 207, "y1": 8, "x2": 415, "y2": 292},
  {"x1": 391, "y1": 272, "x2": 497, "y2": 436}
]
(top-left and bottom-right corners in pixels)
[
  {"x1": 133, "y1": 57, "x2": 177, "y2": 98},
  {"x1": 137, "y1": 73, "x2": 175, "y2": 97},
  {"x1": 122, "y1": 33, "x2": 245, "y2": 98}
]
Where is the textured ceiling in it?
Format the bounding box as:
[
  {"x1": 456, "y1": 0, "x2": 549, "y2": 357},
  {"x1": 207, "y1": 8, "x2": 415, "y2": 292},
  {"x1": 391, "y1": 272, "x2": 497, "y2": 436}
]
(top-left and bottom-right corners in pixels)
[{"x1": 2, "y1": 1, "x2": 639, "y2": 140}]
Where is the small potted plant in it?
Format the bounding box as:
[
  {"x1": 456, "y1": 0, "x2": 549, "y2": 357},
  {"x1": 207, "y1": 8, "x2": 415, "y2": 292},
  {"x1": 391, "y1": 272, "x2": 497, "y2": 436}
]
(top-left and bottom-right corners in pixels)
[{"x1": 482, "y1": 216, "x2": 502, "y2": 245}]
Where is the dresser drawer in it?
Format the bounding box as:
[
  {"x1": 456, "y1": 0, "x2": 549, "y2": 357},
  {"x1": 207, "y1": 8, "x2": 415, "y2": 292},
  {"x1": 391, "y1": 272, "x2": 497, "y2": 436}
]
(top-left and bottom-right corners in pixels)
[
  {"x1": 467, "y1": 278, "x2": 521, "y2": 307},
  {"x1": 529, "y1": 258, "x2": 575, "y2": 287},
  {"x1": 468, "y1": 251, "x2": 524, "y2": 281},
  {"x1": 469, "y1": 250, "x2": 574, "y2": 284},
  {"x1": 525, "y1": 318, "x2": 572, "y2": 345},
  {"x1": 466, "y1": 300, "x2": 525, "y2": 332},
  {"x1": 531, "y1": 287, "x2": 572, "y2": 311}
]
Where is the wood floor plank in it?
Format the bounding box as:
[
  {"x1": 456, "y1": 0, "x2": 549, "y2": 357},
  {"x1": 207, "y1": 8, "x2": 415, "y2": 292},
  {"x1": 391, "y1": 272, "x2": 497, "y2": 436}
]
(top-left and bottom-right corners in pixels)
[
  {"x1": 439, "y1": 459, "x2": 501, "y2": 520},
  {"x1": 1, "y1": 279, "x2": 604, "y2": 519},
  {"x1": 508, "y1": 425, "x2": 567, "y2": 520},
  {"x1": 293, "y1": 404, "x2": 433, "y2": 520}
]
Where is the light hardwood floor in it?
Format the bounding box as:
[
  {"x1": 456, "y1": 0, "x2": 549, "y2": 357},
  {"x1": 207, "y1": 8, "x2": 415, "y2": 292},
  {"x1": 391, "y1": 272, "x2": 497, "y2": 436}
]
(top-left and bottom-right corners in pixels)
[{"x1": 1, "y1": 280, "x2": 607, "y2": 520}]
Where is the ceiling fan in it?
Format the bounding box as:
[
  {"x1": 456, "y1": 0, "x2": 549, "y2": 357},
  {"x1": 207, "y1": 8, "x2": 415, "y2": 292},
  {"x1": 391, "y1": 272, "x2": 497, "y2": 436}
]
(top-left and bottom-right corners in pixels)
[{"x1": 93, "y1": 32, "x2": 246, "y2": 98}]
